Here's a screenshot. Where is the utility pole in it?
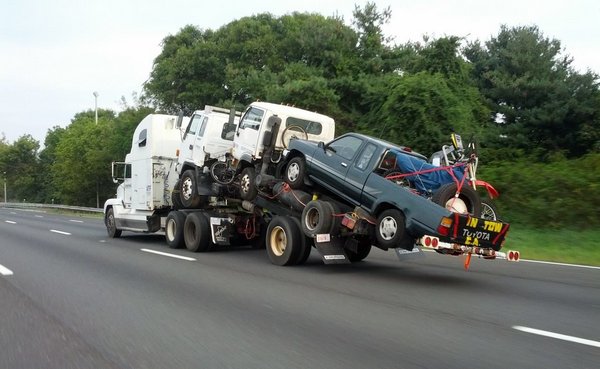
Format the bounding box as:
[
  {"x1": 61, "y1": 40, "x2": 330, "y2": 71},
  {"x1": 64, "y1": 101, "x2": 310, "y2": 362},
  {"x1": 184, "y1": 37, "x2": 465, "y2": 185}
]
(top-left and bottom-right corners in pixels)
[{"x1": 93, "y1": 91, "x2": 99, "y2": 124}]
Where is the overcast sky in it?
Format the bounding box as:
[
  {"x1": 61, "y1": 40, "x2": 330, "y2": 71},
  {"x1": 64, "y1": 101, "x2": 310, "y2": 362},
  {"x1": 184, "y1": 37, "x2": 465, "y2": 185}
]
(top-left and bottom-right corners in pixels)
[{"x1": 1, "y1": 0, "x2": 598, "y2": 145}]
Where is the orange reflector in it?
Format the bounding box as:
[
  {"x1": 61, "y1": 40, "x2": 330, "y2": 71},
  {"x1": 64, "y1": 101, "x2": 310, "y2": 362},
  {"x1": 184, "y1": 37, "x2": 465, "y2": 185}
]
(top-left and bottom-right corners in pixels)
[
  {"x1": 437, "y1": 217, "x2": 452, "y2": 236},
  {"x1": 176, "y1": 149, "x2": 180, "y2": 157}
]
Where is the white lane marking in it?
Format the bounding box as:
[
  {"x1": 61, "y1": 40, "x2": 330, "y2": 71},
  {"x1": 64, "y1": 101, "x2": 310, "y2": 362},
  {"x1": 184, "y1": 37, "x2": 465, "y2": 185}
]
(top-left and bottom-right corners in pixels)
[
  {"x1": 35, "y1": 215, "x2": 44, "y2": 218},
  {"x1": 513, "y1": 326, "x2": 600, "y2": 348},
  {"x1": 141, "y1": 249, "x2": 196, "y2": 261},
  {"x1": 50, "y1": 229, "x2": 71, "y2": 235},
  {"x1": 5, "y1": 220, "x2": 16, "y2": 224},
  {"x1": 69, "y1": 219, "x2": 84, "y2": 223},
  {"x1": 10, "y1": 212, "x2": 16, "y2": 215},
  {"x1": 0, "y1": 263, "x2": 14, "y2": 276},
  {"x1": 520, "y1": 259, "x2": 600, "y2": 270}
]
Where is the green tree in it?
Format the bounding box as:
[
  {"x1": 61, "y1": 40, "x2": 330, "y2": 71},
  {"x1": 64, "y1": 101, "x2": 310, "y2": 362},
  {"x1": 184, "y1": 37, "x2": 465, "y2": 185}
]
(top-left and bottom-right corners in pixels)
[
  {"x1": 464, "y1": 25, "x2": 600, "y2": 157},
  {"x1": 2, "y1": 135, "x2": 41, "y2": 202}
]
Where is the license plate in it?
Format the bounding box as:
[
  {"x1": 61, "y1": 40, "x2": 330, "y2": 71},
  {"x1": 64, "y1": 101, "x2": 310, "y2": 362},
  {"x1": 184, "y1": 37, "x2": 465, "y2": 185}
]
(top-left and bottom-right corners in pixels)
[{"x1": 452, "y1": 215, "x2": 509, "y2": 251}]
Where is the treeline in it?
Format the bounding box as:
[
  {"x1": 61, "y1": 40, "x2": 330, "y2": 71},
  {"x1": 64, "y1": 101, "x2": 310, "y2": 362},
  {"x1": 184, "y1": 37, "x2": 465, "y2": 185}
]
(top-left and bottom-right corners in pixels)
[{"x1": 0, "y1": 3, "x2": 598, "y2": 228}]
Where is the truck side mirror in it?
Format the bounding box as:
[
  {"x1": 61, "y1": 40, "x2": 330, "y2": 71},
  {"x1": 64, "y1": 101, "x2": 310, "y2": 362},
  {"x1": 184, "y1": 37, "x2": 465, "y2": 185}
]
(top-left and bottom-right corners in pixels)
[
  {"x1": 318, "y1": 141, "x2": 325, "y2": 151},
  {"x1": 176, "y1": 110, "x2": 184, "y2": 129},
  {"x1": 267, "y1": 115, "x2": 282, "y2": 128}
]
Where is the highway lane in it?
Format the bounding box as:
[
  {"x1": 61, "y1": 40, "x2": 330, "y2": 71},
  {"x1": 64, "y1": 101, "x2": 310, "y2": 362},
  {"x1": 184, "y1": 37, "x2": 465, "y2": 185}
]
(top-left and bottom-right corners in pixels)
[{"x1": 0, "y1": 208, "x2": 598, "y2": 368}]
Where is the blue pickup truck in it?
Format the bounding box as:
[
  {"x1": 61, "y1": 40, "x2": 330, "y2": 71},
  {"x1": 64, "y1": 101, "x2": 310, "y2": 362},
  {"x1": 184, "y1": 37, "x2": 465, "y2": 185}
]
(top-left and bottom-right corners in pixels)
[{"x1": 283, "y1": 133, "x2": 509, "y2": 252}]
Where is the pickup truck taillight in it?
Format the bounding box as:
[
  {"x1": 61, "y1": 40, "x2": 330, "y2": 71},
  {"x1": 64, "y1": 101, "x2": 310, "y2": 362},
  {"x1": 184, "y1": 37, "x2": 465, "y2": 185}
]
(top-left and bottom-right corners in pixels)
[{"x1": 437, "y1": 216, "x2": 453, "y2": 236}]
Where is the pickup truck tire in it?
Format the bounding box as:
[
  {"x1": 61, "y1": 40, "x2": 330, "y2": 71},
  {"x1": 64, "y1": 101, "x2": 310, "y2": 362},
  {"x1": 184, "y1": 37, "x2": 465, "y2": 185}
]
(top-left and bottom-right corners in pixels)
[
  {"x1": 165, "y1": 211, "x2": 185, "y2": 249},
  {"x1": 284, "y1": 156, "x2": 306, "y2": 189},
  {"x1": 375, "y1": 209, "x2": 409, "y2": 249},
  {"x1": 184, "y1": 212, "x2": 212, "y2": 252},
  {"x1": 301, "y1": 200, "x2": 334, "y2": 237},
  {"x1": 105, "y1": 208, "x2": 122, "y2": 238},
  {"x1": 432, "y1": 183, "x2": 481, "y2": 215},
  {"x1": 266, "y1": 216, "x2": 304, "y2": 266},
  {"x1": 239, "y1": 167, "x2": 258, "y2": 201},
  {"x1": 180, "y1": 170, "x2": 203, "y2": 208}
]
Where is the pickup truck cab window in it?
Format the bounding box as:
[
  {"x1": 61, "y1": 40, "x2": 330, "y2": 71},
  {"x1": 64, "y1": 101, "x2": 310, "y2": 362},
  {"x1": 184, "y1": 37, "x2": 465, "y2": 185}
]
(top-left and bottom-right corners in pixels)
[
  {"x1": 356, "y1": 143, "x2": 377, "y2": 171},
  {"x1": 239, "y1": 107, "x2": 264, "y2": 130},
  {"x1": 328, "y1": 136, "x2": 364, "y2": 160}
]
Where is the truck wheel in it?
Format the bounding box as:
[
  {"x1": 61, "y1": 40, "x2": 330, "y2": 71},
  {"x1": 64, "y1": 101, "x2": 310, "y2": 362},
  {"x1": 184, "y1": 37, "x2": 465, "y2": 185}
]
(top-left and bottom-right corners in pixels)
[
  {"x1": 432, "y1": 183, "x2": 481, "y2": 215},
  {"x1": 346, "y1": 238, "x2": 371, "y2": 262},
  {"x1": 375, "y1": 209, "x2": 409, "y2": 249},
  {"x1": 284, "y1": 156, "x2": 306, "y2": 189},
  {"x1": 171, "y1": 180, "x2": 183, "y2": 210},
  {"x1": 180, "y1": 170, "x2": 203, "y2": 208},
  {"x1": 239, "y1": 167, "x2": 258, "y2": 201},
  {"x1": 105, "y1": 208, "x2": 122, "y2": 238},
  {"x1": 480, "y1": 199, "x2": 500, "y2": 221},
  {"x1": 296, "y1": 235, "x2": 313, "y2": 265},
  {"x1": 266, "y1": 216, "x2": 304, "y2": 266},
  {"x1": 165, "y1": 211, "x2": 185, "y2": 249},
  {"x1": 301, "y1": 200, "x2": 334, "y2": 237},
  {"x1": 184, "y1": 212, "x2": 212, "y2": 252}
]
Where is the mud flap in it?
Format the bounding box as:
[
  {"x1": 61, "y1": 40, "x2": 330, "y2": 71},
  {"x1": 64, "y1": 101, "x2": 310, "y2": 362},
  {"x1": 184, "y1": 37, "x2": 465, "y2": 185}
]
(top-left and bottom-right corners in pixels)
[{"x1": 314, "y1": 234, "x2": 350, "y2": 264}]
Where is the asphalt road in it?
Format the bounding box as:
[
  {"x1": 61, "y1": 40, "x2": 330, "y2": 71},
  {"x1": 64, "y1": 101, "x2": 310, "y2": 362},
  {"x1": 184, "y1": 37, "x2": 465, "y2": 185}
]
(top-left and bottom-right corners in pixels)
[{"x1": 0, "y1": 208, "x2": 598, "y2": 369}]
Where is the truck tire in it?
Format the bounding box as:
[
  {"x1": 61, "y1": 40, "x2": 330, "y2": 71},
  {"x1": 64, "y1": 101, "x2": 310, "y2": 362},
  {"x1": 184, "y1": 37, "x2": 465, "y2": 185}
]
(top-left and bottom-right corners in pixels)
[
  {"x1": 266, "y1": 216, "x2": 304, "y2": 266},
  {"x1": 184, "y1": 212, "x2": 212, "y2": 252},
  {"x1": 105, "y1": 207, "x2": 122, "y2": 238},
  {"x1": 284, "y1": 156, "x2": 306, "y2": 189},
  {"x1": 296, "y1": 235, "x2": 313, "y2": 265},
  {"x1": 239, "y1": 167, "x2": 258, "y2": 201},
  {"x1": 180, "y1": 170, "x2": 203, "y2": 209},
  {"x1": 171, "y1": 179, "x2": 183, "y2": 210},
  {"x1": 375, "y1": 209, "x2": 410, "y2": 249},
  {"x1": 432, "y1": 183, "x2": 481, "y2": 215},
  {"x1": 346, "y1": 238, "x2": 371, "y2": 262},
  {"x1": 301, "y1": 200, "x2": 334, "y2": 237},
  {"x1": 480, "y1": 198, "x2": 500, "y2": 221},
  {"x1": 165, "y1": 211, "x2": 185, "y2": 249}
]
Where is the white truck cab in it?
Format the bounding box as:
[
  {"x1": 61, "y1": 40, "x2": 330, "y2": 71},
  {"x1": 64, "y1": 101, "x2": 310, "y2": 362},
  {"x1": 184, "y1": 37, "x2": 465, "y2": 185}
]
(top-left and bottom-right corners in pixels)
[
  {"x1": 232, "y1": 102, "x2": 335, "y2": 164},
  {"x1": 104, "y1": 114, "x2": 187, "y2": 234},
  {"x1": 177, "y1": 105, "x2": 240, "y2": 175}
]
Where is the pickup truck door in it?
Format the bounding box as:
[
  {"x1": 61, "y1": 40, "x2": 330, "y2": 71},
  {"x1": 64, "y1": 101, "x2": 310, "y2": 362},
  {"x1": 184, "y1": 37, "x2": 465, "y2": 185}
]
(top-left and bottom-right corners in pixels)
[{"x1": 309, "y1": 135, "x2": 365, "y2": 205}]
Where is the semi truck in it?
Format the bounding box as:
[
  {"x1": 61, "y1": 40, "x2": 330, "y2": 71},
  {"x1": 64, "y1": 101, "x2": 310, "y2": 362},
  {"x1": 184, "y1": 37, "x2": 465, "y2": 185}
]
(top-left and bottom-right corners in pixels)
[{"x1": 104, "y1": 102, "x2": 512, "y2": 267}]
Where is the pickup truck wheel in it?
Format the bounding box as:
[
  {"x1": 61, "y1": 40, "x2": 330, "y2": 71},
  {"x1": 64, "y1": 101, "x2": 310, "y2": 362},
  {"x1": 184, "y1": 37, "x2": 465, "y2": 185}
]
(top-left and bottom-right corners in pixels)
[
  {"x1": 266, "y1": 216, "x2": 303, "y2": 266},
  {"x1": 165, "y1": 211, "x2": 185, "y2": 249},
  {"x1": 105, "y1": 208, "x2": 122, "y2": 238},
  {"x1": 301, "y1": 200, "x2": 334, "y2": 237},
  {"x1": 375, "y1": 209, "x2": 409, "y2": 249},
  {"x1": 480, "y1": 199, "x2": 499, "y2": 221},
  {"x1": 432, "y1": 183, "x2": 481, "y2": 215},
  {"x1": 239, "y1": 167, "x2": 258, "y2": 201},
  {"x1": 346, "y1": 238, "x2": 371, "y2": 262},
  {"x1": 180, "y1": 170, "x2": 203, "y2": 208},
  {"x1": 184, "y1": 212, "x2": 212, "y2": 252},
  {"x1": 284, "y1": 156, "x2": 306, "y2": 189}
]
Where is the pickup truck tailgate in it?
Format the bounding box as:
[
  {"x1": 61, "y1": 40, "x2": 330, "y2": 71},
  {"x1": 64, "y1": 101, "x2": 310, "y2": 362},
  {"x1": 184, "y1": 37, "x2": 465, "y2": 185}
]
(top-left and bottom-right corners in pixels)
[{"x1": 441, "y1": 214, "x2": 510, "y2": 251}]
